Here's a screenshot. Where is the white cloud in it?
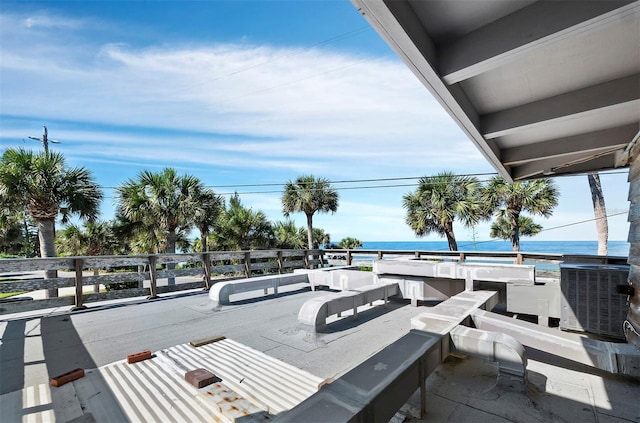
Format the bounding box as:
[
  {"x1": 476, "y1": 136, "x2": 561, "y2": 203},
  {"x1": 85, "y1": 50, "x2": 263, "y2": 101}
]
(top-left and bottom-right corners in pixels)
[{"x1": 0, "y1": 9, "x2": 632, "y2": 243}]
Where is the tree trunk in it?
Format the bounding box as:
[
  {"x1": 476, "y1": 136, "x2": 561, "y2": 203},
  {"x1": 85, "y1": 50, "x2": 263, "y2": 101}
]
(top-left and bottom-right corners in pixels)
[
  {"x1": 201, "y1": 231, "x2": 208, "y2": 253},
  {"x1": 510, "y1": 211, "x2": 520, "y2": 251},
  {"x1": 444, "y1": 221, "x2": 458, "y2": 251},
  {"x1": 37, "y1": 218, "x2": 58, "y2": 298},
  {"x1": 306, "y1": 214, "x2": 315, "y2": 268},
  {"x1": 166, "y1": 230, "x2": 176, "y2": 285},
  {"x1": 588, "y1": 173, "x2": 608, "y2": 255}
]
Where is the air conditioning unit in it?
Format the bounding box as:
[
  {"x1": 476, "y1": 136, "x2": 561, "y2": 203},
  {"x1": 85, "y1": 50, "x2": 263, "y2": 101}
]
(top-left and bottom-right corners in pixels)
[{"x1": 560, "y1": 263, "x2": 630, "y2": 339}]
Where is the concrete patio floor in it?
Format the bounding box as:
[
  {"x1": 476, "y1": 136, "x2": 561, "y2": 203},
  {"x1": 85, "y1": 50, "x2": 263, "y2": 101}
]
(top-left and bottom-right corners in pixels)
[{"x1": 1, "y1": 285, "x2": 638, "y2": 422}]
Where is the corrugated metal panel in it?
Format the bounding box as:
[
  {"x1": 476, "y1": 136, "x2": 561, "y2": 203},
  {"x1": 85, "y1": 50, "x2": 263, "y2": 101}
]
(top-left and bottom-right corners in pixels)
[
  {"x1": 162, "y1": 339, "x2": 323, "y2": 414},
  {"x1": 92, "y1": 338, "x2": 322, "y2": 421},
  {"x1": 2, "y1": 339, "x2": 323, "y2": 422}
]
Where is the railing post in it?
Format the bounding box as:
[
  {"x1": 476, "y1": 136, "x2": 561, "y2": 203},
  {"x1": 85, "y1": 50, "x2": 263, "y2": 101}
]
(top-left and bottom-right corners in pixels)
[
  {"x1": 347, "y1": 250, "x2": 352, "y2": 266},
  {"x1": 304, "y1": 250, "x2": 310, "y2": 269},
  {"x1": 318, "y1": 250, "x2": 325, "y2": 268},
  {"x1": 277, "y1": 250, "x2": 283, "y2": 274},
  {"x1": 459, "y1": 252, "x2": 466, "y2": 263},
  {"x1": 245, "y1": 252, "x2": 252, "y2": 277},
  {"x1": 148, "y1": 255, "x2": 159, "y2": 299},
  {"x1": 378, "y1": 251, "x2": 383, "y2": 260},
  {"x1": 415, "y1": 251, "x2": 421, "y2": 259},
  {"x1": 71, "y1": 258, "x2": 86, "y2": 311},
  {"x1": 202, "y1": 253, "x2": 211, "y2": 290},
  {"x1": 516, "y1": 253, "x2": 523, "y2": 265}
]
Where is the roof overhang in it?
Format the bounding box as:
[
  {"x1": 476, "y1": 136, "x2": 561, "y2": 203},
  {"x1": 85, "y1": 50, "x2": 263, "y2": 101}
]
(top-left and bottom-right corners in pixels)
[{"x1": 351, "y1": 0, "x2": 640, "y2": 181}]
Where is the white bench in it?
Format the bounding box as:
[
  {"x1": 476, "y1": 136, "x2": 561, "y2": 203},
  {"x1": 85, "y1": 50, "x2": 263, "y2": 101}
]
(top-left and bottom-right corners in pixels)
[
  {"x1": 298, "y1": 282, "x2": 399, "y2": 331},
  {"x1": 209, "y1": 273, "x2": 309, "y2": 305}
]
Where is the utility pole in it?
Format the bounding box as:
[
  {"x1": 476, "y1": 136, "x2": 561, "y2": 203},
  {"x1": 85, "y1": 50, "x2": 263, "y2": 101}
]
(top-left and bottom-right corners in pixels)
[{"x1": 28, "y1": 126, "x2": 60, "y2": 152}]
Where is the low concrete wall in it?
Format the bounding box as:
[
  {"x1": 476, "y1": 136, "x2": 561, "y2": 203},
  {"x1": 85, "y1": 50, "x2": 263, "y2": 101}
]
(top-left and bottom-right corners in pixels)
[
  {"x1": 377, "y1": 275, "x2": 464, "y2": 302},
  {"x1": 296, "y1": 267, "x2": 375, "y2": 291},
  {"x1": 209, "y1": 273, "x2": 309, "y2": 305}
]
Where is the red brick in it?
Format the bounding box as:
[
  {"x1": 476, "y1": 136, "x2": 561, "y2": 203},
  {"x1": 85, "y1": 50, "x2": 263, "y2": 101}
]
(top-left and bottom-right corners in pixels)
[
  {"x1": 185, "y1": 368, "x2": 219, "y2": 388},
  {"x1": 127, "y1": 350, "x2": 152, "y2": 364},
  {"x1": 51, "y1": 368, "x2": 85, "y2": 387}
]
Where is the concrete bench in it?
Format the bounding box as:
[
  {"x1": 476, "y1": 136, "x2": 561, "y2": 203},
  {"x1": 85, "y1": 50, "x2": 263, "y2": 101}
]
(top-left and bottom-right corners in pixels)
[
  {"x1": 209, "y1": 273, "x2": 309, "y2": 305},
  {"x1": 374, "y1": 259, "x2": 535, "y2": 288},
  {"x1": 297, "y1": 267, "x2": 375, "y2": 291},
  {"x1": 298, "y1": 282, "x2": 399, "y2": 331}
]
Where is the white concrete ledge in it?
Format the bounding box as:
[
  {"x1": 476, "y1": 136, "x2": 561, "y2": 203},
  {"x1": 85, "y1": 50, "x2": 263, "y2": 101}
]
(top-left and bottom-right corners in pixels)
[
  {"x1": 209, "y1": 273, "x2": 309, "y2": 305},
  {"x1": 298, "y1": 283, "x2": 399, "y2": 331},
  {"x1": 374, "y1": 259, "x2": 535, "y2": 286}
]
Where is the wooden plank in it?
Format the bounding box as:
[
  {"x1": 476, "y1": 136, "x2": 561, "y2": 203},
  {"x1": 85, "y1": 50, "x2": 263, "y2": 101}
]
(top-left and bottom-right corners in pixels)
[
  {"x1": 154, "y1": 253, "x2": 201, "y2": 264},
  {"x1": 0, "y1": 257, "x2": 74, "y2": 272},
  {"x1": 190, "y1": 335, "x2": 226, "y2": 347},
  {"x1": 250, "y1": 250, "x2": 279, "y2": 259},
  {"x1": 210, "y1": 264, "x2": 244, "y2": 274},
  {"x1": 0, "y1": 276, "x2": 75, "y2": 293},
  {"x1": 83, "y1": 256, "x2": 148, "y2": 268},
  {"x1": 156, "y1": 282, "x2": 204, "y2": 294},
  {"x1": 208, "y1": 251, "x2": 245, "y2": 261},
  {"x1": 281, "y1": 250, "x2": 306, "y2": 258},
  {"x1": 251, "y1": 261, "x2": 279, "y2": 271},
  {"x1": 82, "y1": 273, "x2": 145, "y2": 285},
  {"x1": 282, "y1": 260, "x2": 305, "y2": 270}
]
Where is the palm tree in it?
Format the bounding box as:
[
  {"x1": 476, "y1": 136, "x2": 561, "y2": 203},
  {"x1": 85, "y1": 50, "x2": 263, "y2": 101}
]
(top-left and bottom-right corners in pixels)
[
  {"x1": 282, "y1": 175, "x2": 339, "y2": 250},
  {"x1": 211, "y1": 194, "x2": 274, "y2": 251},
  {"x1": 483, "y1": 176, "x2": 559, "y2": 251},
  {"x1": 311, "y1": 228, "x2": 331, "y2": 249},
  {"x1": 403, "y1": 171, "x2": 486, "y2": 251},
  {"x1": 0, "y1": 148, "x2": 102, "y2": 294},
  {"x1": 490, "y1": 215, "x2": 542, "y2": 241},
  {"x1": 274, "y1": 220, "x2": 306, "y2": 249},
  {"x1": 588, "y1": 173, "x2": 608, "y2": 255},
  {"x1": 338, "y1": 237, "x2": 363, "y2": 249},
  {"x1": 193, "y1": 188, "x2": 223, "y2": 253},
  {"x1": 116, "y1": 168, "x2": 202, "y2": 284}
]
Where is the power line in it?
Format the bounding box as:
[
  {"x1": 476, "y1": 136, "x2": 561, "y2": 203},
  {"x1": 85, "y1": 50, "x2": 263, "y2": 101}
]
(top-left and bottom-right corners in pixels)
[
  {"x1": 98, "y1": 172, "x2": 500, "y2": 190},
  {"x1": 102, "y1": 170, "x2": 629, "y2": 196}
]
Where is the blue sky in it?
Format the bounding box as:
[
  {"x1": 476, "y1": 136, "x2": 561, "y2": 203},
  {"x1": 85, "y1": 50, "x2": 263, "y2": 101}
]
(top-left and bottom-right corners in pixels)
[{"x1": 0, "y1": 0, "x2": 631, "y2": 243}]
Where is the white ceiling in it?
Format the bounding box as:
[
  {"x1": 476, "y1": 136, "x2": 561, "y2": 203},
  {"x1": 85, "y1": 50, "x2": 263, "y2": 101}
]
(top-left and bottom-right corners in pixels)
[{"x1": 351, "y1": 0, "x2": 640, "y2": 181}]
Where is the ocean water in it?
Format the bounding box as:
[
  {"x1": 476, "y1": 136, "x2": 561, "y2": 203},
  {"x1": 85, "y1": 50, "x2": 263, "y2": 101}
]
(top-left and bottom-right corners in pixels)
[{"x1": 360, "y1": 240, "x2": 630, "y2": 257}]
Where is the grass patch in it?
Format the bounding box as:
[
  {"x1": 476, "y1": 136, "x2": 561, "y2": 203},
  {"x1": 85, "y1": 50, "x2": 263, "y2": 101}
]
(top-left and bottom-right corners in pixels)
[{"x1": 0, "y1": 292, "x2": 27, "y2": 299}]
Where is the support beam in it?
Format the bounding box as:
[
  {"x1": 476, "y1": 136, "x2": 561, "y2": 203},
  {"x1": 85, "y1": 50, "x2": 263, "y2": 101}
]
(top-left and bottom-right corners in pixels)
[
  {"x1": 350, "y1": 0, "x2": 511, "y2": 180},
  {"x1": 440, "y1": 1, "x2": 637, "y2": 84},
  {"x1": 502, "y1": 125, "x2": 636, "y2": 166},
  {"x1": 481, "y1": 75, "x2": 640, "y2": 139},
  {"x1": 511, "y1": 151, "x2": 618, "y2": 180}
]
